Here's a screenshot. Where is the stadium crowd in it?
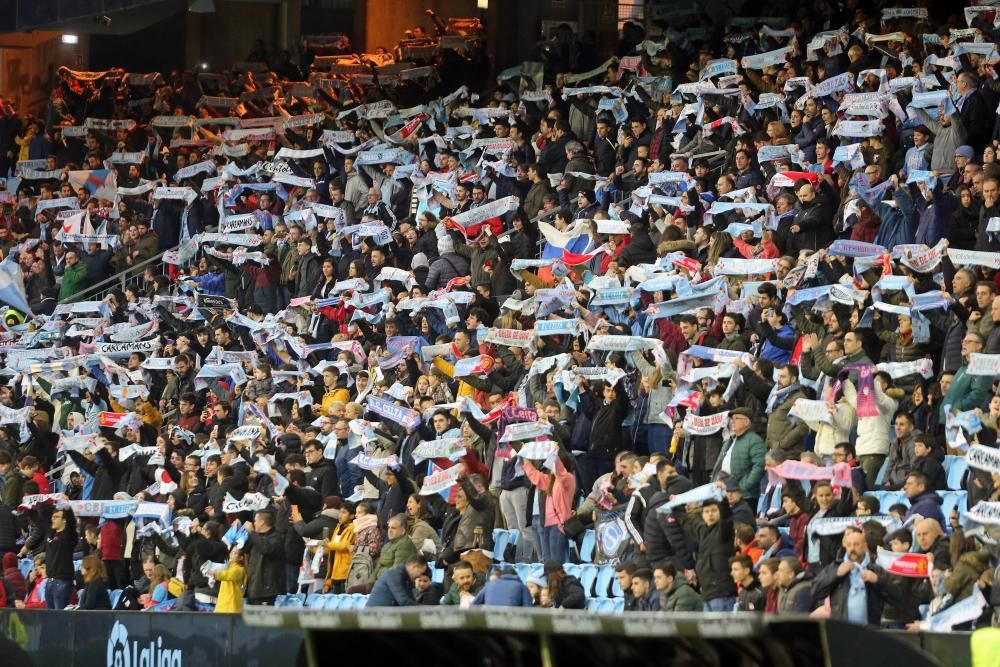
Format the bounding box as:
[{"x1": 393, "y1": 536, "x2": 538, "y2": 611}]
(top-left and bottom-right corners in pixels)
[{"x1": 0, "y1": 1, "x2": 999, "y2": 632}]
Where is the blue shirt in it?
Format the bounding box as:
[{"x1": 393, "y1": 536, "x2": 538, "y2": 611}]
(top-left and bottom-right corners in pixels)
[{"x1": 845, "y1": 554, "x2": 871, "y2": 624}]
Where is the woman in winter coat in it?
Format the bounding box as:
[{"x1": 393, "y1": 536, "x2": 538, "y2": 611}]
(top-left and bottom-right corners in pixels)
[
  {"x1": 406, "y1": 495, "x2": 442, "y2": 556},
  {"x1": 545, "y1": 564, "x2": 586, "y2": 609},
  {"x1": 580, "y1": 379, "x2": 630, "y2": 478},
  {"x1": 950, "y1": 184, "x2": 980, "y2": 250},
  {"x1": 523, "y1": 453, "x2": 577, "y2": 564},
  {"x1": 324, "y1": 504, "x2": 356, "y2": 594}
]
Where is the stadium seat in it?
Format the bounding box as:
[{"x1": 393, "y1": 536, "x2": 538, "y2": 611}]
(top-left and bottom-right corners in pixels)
[
  {"x1": 493, "y1": 529, "x2": 512, "y2": 561},
  {"x1": 274, "y1": 594, "x2": 287, "y2": 607},
  {"x1": 597, "y1": 597, "x2": 617, "y2": 614},
  {"x1": 585, "y1": 597, "x2": 602, "y2": 612},
  {"x1": 864, "y1": 490, "x2": 907, "y2": 511},
  {"x1": 324, "y1": 594, "x2": 343, "y2": 609},
  {"x1": 73, "y1": 559, "x2": 82, "y2": 573},
  {"x1": 563, "y1": 563, "x2": 582, "y2": 580},
  {"x1": 18, "y1": 559, "x2": 32, "y2": 580},
  {"x1": 579, "y1": 530, "x2": 596, "y2": 563},
  {"x1": 508, "y1": 529, "x2": 520, "y2": 545},
  {"x1": 515, "y1": 562, "x2": 543, "y2": 583},
  {"x1": 940, "y1": 490, "x2": 968, "y2": 520},
  {"x1": 283, "y1": 593, "x2": 306, "y2": 608},
  {"x1": 351, "y1": 594, "x2": 368, "y2": 609},
  {"x1": 610, "y1": 574, "x2": 623, "y2": 598},
  {"x1": 431, "y1": 566, "x2": 445, "y2": 584},
  {"x1": 578, "y1": 564, "x2": 599, "y2": 597},
  {"x1": 594, "y1": 565, "x2": 615, "y2": 597},
  {"x1": 945, "y1": 456, "x2": 969, "y2": 491},
  {"x1": 873, "y1": 458, "x2": 890, "y2": 487},
  {"x1": 109, "y1": 589, "x2": 123, "y2": 609},
  {"x1": 306, "y1": 593, "x2": 327, "y2": 609},
  {"x1": 611, "y1": 597, "x2": 625, "y2": 613}
]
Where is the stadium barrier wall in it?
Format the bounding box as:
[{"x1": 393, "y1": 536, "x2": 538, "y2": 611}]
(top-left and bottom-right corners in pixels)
[{"x1": 0, "y1": 608, "x2": 973, "y2": 667}]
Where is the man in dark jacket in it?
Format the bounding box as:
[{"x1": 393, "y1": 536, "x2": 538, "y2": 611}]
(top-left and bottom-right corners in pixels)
[
  {"x1": 303, "y1": 441, "x2": 339, "y2": 499},
  {"x1": 243, "y1": 509, "x2": 286, "y2": 605},
  {"x1": 731, "y1": 555, "x2": 765, "y2": 612},
  {"x1": 472, "y1": 568, "x2": 534, "y2": 607},
  {"x1": 903, "y1": 471, "x2": 946, "y2": 529},
  {"x1": 44, "y1": 503, "x2": 77, "y2": 609},
  {"x1": 811, "y1": 527, "x2": 903, "y2": 625},
  {"x1": 293, "y1": 237, "x2": 322, "y2": 297},
  {"x1": 66, "y1": 442, "x2": 125, "y2": 501},
  {"x1": 957, "y1": 73, "x2": 991, "y2": 154},
  {"x1": 629, "y1": 568, "x2": 661, "y2": 611},
  {"x1": 679, "y1": 492, "x2": 737, "y2": 611},
  {"x1": 367, "y1": 555, "x2": 427, "y2": 607},
  {"x1": 642, "y1": 461, "x2": 696, "y2": 569},
  {"x1": 789, "y1": 180, "x2": 835, "y2": 254}
]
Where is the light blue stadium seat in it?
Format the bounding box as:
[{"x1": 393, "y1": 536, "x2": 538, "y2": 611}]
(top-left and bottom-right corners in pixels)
[
  {"x1": 109, "y1": 589, "x2": 123, "y2": 609},
  {"x1": 597, "y1": 597, "x2": 617, "y2": 614},
  {"x1": 563, "y1": 564, "x2": 582, "y2": 579},
  {"x1": 586, "y1": 597, "x2": 602, "y2": 612},
  {"x1": 611, "y1": 597, "x2": 625, "y2": 613},
  {"x1": 515, "y1": 562, "x2": 543, "y2": 583},
  {"x1": 324, "y1": 594, "x2": 342, "y2": 609},
  {"x1": 283, "y1": 593, "x2": 306, "y2": 608},
  {"x1": 873, "y1": 458, "x2": 890, "y2": 487},
  {"x1": 73, "y1": 559, "x2": 82, "y2": 573},
  {"x1": 864, "y1": 490, "x2": 907, "y2": 511},
  {"x1": 578, "y1": 564, "x2": 599, "y2": 597},
  {"x1": 508, "y1": 529, "x2": 520, "y2": 546},
  {"x1": 306, "y1": 593, "x2": 327, "y2": 609},
  {"x1": 274, "y1": 594, "x2": 287, "y2": 607},
  {"x1": 431, "y1": 566, "x2": 445, "y2": 584},
  {"x1": 579, "y1": 530, "x2": 596, "y2": 563},
  {"x1": 493, "y1": 529, "x2": 512, "y2": 561},
  {"x1": 611, "y1": 574, "x2": 623, "y2": 598},
  {"x1": 351, "y1": 594, "x2": 368, "y2": 609},
  {"x1": 945, "y1": 456, "x2": 969, "y2": 491},
  {"x1": 594, "y1": 565, "x2": 615, "y2": 598},
  {"x1": 940, "y1": 490, "x2": 968, "y2": 520},
  {"x1": 18, "y1": 559, "x2": 33, "y2": 580}
]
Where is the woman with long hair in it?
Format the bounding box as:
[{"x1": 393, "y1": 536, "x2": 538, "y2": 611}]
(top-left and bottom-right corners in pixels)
[{"x1": 78, "y1": 555, "x2": 111, "y2": 610}]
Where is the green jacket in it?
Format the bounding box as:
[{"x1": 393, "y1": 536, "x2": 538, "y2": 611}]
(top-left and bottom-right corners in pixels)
[
  {"x1": 58, "y1": 261, "x2": 88, "y2": 302},
  {"x1": 371, "y1": 534, "x2": 417, "y2": 582},
  {"x1": 714, "y1": 430, "x2": 767, "y2": 498},
  {"x1": 440, "y1": 572, "x2": 485, "y2": 605},
  {"x1": 659, "y1": 572, "x2": 703, "y2": 612},
  {"x1": 765, "y1": 388, "x2": 809, "y2": 458},
  {"x1": 940, "y1": 363, "x2": 992, "y2": 421}
]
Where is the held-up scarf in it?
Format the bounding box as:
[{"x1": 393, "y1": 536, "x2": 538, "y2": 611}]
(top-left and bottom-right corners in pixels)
[{"x1": 765, "y1": 382, "x2": 800, "y2": 414}]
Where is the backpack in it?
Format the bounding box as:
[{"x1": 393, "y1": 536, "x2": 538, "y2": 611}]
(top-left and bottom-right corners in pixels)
[
  {"x1": 345, "y1": 551, "x2": 373, "y2": 591},
  {"x1": 114, "y1": 586, "x2": 142, "y2": 611}
]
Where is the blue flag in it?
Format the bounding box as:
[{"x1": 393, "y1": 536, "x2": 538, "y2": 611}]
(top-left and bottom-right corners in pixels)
[{"x1": 0, "y1": 257, "x2": 33, "y2": 315}]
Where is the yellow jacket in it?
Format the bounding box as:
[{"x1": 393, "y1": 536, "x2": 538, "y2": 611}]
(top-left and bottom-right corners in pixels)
[
  {"x1": 213, "y1": 563, "x2": 246, "y2": 613},
  {"x1": 432, "y1": 357, "x2": 476, "y2": 400},
  {"x1": 321, "y1": 387, "x2": 351, "y2": 416},
  {"x1": 326, "y1": 522, "x2": 356, "y2": 583}
]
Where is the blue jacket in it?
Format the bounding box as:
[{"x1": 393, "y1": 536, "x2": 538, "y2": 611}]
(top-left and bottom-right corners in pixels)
[
  {"x1": 192, "y1": 271, "x2": 226, "y2": 296},
  {"x1": 905, "y1": 490, "x2": 945, "y2": 528},
  {"x1": 366, "y1": 565, "x2": 417, "y2": 607},
  {"x1": 472, "y1": 574, "x2": 534, "y2": 607},
  {"x1": 760, "y1": 324, "x2": 795, "y2": 363}
]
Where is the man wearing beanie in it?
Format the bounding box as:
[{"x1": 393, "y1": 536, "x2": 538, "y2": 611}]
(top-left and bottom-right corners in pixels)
[{"x1": 425, "y1": 232, "x2": 470, "y2": 290}]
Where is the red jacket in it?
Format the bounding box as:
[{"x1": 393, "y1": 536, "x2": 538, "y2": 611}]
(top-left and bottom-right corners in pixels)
[
  {"x1": 31, "y1": 470, "x2": 50, "y2": 495},
  {"x1": 100, "y1": 520, "x2": 124, "y2": 561},
  {"x1": 787, "y1": 510, "x2": 810, "y2": 558}
]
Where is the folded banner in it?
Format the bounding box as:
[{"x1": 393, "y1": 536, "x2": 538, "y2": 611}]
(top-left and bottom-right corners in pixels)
[
  {"x1": 876, "y1": 547, "x2": 931, "y2": 578},
  {"x1": 967, "y1": 353, "x2": 1000, "y2": 376},
  {"x1": 809, "y1": 514, "x2": 898, "y2": 536},
  {"x1": 228, "y1": 425, "x2": 262, "y2": 442},
  {"x1": 445, "y1": 195, "x2": 519, "y2": 236},
  {"x1": 222, "y1": 492, "x2": 270, "y2": 514},
  {"x1": 133, "y1": 501, "x2": 171, "y2": 526},
  {"x1": 713, "y1": 257, "x2": 780, "y2": 275},
  {"x1": 967, "y1": 444, "x2": 1000, "y2": 475},
  {"x1": 947, "y1": 248, "x2": 1000, "y2": 270},
  {"x1": 468, "y1": 327, "x2": 528, "y2": 349},
  {"x1": 366, "y1": 395, "x2": 421, "y2": 432},
  {"x1": 68, "y1": 499, "x2": 140, "y2": 519},
  {"x1": 419, "y1": 464, "x2": 463, "y2": 496},
  {"x1": 92, "y1": 340, "x2": 160, "y2": 358},
  {"x1": 453, "y1": 354, "x2": 495, "y2": 377},
  {"x1": 14, "y1": 493, "x2": 65, "y2": 513},
  {"x1": 586, "y1": 335, "x2": 663, "y2": 352},
  {"x1": 741, "y1": 46, "x2": 793, "y2": 70},
  {"x1": 681, "y1": 411, "x2": 729, "y2": 435},
  {"x1": 412, "y1": 438, "x2": 467, "y2": 464},
  {"x1": 658, "y1": 482, "x2": 725, "y2": 512},
  {"x1": 498, "y1": 420, "x2": 553, "y2": 443},
  {"x1": 767, "y1": 460, "x2": 853, "y2": 488},
  {"x1": 876, "y1": 358, "x2": 934, "y2": 380},
  {"x1": 349, "y1": 453, "x2": 399, "y2": 471},
  {"x1": 966, "y1": 501, "x2": 1000, "y2": 526},
  {"x1": 923, "y1": 587, "x2": 988, "y2": 632},
  {"x1": 828, "y1": 239, "x2": 885, "y2": 257}
]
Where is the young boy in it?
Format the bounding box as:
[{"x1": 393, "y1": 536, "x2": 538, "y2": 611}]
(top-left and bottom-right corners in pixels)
[
  {"x1": 910, "y1": 436, "x2": 946, "y2": 491},
  {"x1": 880, "y1": 529, "x2": 923, "y2": 628}
]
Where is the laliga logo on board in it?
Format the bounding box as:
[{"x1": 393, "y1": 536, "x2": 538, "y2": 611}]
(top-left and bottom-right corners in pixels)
[{"x1": 107, "y1": 620, "x2": 183, "y2": 667}]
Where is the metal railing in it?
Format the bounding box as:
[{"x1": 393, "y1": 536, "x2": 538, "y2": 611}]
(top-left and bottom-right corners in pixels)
[{"x1": 65, "y1": 249, "x2": 168, "y2": 304}]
